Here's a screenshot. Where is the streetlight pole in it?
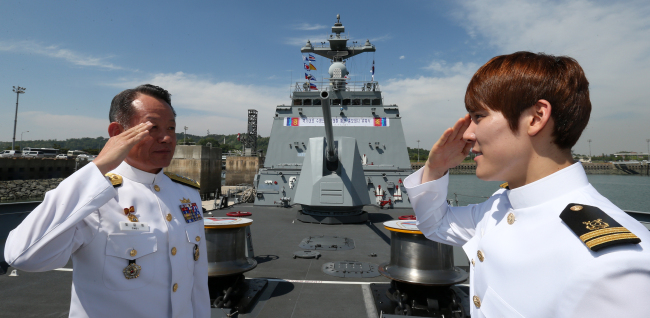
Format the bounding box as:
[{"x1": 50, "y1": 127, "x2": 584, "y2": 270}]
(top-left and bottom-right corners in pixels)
[
  {"x1": 12, "y1": 86, "x2": 26, "y2": 150},
  {"x1": 588, "y1": 139, "x2": 592, "y2": 158},
  {"x1": 417, "y1": 140, "x2": 420, "y2": 163},
  {"x1": 646, "y1": 139, "x2": 649, "y2": 161},
  {"x1": 20, "y1": 131, "x2": 29, "y2": 150},
  {"x1": 184, "y1": 126, "x2": 188, "y2": 145}
]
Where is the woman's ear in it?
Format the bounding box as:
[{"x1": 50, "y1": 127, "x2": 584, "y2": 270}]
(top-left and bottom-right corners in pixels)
[
  {"x1": 527, "y1": 99, "x2": 552, "y2": 137},
  {"x1": 107, "y1": 122, "x2": 124, "y2": 137}
]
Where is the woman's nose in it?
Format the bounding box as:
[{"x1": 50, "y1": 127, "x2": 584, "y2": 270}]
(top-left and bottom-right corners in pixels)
[{"x1": 463, "y1": 121, "x2": 477, "y2": 142}]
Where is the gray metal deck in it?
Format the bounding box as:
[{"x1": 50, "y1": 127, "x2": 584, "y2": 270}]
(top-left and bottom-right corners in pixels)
[{"x1": 0, "y1": 203, "x2": 470, "y2": 318}]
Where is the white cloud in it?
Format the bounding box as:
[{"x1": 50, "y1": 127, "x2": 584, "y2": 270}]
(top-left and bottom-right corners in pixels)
[
  {"x1": 455, "y1": 0, "x2": 650, "y2": 154},
  {"x1": 383, "y1": 61, "x2": 479, "y2": 149},
  {"x1": 399, "y1": 56, "x2": 405, "y2": 60},
  {"x1": 0, "y1": 111, "x2": 109, "y2": 141},
  {"x1": 293, "y1": 23, "x2": 327, "y2": 31},
  {"x1": 111, "y1": 72, "x2": 288, "y2": 136},
  {"x1": 386, "y1": 0, "x2": 650, "y2": 154},
  {"x1": 0, "y1": 40, "x2": 129, "y2": 71},
  {"x1": 0, "y1": 72, "x2": 290, "y2": 141},
  {"x1": 284, "y1": 34, "x2": 329, "y2": 46}
]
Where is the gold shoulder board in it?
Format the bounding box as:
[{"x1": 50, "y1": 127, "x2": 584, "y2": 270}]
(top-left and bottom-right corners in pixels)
[
  {"x1": 499, "y1": 182, "x2": 509, "y2": 189},
  {"x1": 105, "y1": 173, "x2": 123, "y2": 187},
  {"x1": 164, "y1": 172, "x2": 200, "y2": 190},
  {"x1": 560, "y1": 203, "x2": 640, "y2": 252}
]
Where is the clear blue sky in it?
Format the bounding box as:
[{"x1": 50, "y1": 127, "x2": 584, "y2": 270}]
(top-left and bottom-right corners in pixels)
[{"x1": 1, "y1": 0, "x2": 649, "y2": 155}]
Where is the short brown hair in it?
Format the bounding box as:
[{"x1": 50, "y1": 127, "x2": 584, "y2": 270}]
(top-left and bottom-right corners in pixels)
[{"x1": 465, "y1": 51, "x2": 591, "y2": 149}]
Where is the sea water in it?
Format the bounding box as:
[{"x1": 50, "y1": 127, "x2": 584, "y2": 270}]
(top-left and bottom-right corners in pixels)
[{"x1": 448, "y1": 174, "x2": 650, "y2": 212}]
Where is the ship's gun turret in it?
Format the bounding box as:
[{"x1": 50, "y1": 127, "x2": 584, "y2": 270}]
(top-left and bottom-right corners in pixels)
[
  {"x1": 319, "y1": 91, "x2": 338, "y2": 171},
  {"x1": 293, "y1": 90, "x2": 371, "y2": 222}
]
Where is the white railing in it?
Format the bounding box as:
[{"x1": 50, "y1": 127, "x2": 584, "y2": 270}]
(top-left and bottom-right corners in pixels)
[{"x1": 293, "y1": 81, "x2": 380, "y2": 93}]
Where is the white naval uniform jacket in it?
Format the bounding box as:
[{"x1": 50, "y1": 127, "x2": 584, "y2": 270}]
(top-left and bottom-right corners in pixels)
[
  {"x1": 4, "y1": 161, "x2": 210, "y2": 318},
  {"x1": 404, "y1": 162, "x2": 650, "y2": 318}
]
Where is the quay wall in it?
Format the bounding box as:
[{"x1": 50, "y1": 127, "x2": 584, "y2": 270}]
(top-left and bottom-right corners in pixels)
[
  {"x1": 225, "y1": 156, "x2": 263, "y2": 186},
  {"x1": 165, "y1": 145, "x2": 221, "y2": 199},
  {"x1": 411, "y1": 162, "x2": 649, "y2": 175},
  {"x1": 0, "y1": 158, "x2": 77, "y2": 181}
]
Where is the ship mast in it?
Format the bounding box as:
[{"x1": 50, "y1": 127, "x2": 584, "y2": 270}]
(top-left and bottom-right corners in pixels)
[
  {"x1": 301, "y1": 14, "x2": 376, "y2": 91},
  {"x1": 301, "y1": 14, "x2": 376, "y2": 62}
]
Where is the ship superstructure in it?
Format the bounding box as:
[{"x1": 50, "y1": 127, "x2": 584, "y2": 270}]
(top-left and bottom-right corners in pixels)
[{"x1": 254, "y1": 15, "x2": 413, "y2": 214}]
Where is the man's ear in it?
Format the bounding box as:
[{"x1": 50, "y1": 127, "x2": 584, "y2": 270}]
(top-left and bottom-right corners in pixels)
[
  {"x1": 108, "y1": 122, "x2": 124, "y2": 137},
  {"x1": 527, "y1": 99, "x2": 552, "y2": 137}
]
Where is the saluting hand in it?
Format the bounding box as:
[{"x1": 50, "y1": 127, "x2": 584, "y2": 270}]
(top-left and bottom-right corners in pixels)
[
  {"x1": 421, "y1": 114, "x2": 472, "y2": 183},
  {"x1": 94, "y1": 122, "x2": 153, "y2": 175}
]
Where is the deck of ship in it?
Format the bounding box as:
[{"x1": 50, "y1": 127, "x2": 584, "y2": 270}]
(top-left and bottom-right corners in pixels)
[{"x1": 0, "y1": 203, "x2": 470, "y2": 318}]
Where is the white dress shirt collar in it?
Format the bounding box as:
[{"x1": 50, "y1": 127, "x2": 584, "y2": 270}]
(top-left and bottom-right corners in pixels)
[
  {"x1": 113, "y1": 161, "x2": 164, "y2": 185},
  {"x1": 506, "y1": 162, "x2": 588, "y2": 210}
]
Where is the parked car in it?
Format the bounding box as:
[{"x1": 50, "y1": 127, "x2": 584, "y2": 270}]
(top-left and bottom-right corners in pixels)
[
  {"x1": 22, "y1": 151, "x2": 43, "y2": 158},
  {"x1": 56, "y1": 154, "x2": 70, "y2": 159},
  {"x1": 0, "y1": 150, "x2": 22, "y2": 158}
]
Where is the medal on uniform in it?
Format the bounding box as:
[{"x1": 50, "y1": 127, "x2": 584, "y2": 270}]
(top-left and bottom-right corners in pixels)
[
  {"x1": 194, "y1": 244, "x2": 200, "y2": 261},
  {"x1": 123, "y1": 206, "x2": 139, "y2": 222},
  {"x1": 123, "y1": 260, "x2": 141, "y2": 279},
  {"x1": 179, "y1": 198, "x2": 203, "y2": 223}
]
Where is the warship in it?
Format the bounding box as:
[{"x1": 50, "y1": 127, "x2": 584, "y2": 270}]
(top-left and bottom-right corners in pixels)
[{"x1": 2, "y1": 15, "x2": 649, "y2": 318}]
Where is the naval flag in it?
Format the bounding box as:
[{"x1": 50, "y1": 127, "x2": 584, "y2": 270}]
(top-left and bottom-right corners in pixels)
[
  {"x1": 308, "y1": 54, "x2": 316, "y2": 61},
  {"x1": 309, "y1": 83, "x2": 318, "y2": 90},
  {"x1": 305, "y1": 73, "x2": 316, "y2": 81},
  {"x1": 303, "y1": 56, "x2": 310, "y2": 62},
  {"x1": 371, "y1": 60, "x2": 375, "y2": 81}
]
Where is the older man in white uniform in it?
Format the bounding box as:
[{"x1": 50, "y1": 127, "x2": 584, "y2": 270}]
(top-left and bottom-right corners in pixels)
[
  {"x1": 4, "y1": 84, "x2": 210, "y2": 317},
  {"x1": 404, "y1": 52, "x2": 650, "y2": 317}
]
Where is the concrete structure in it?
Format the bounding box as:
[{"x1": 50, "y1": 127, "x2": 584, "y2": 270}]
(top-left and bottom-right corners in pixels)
[
  {"x1": 164, "y1": 145, "x2": 222, "y2": 199},
  {"x1": 225, "y1": 156, "x2": 262, "y2": 186},
  {"x1": 0, "y1": 158, "x2": 76, "y2": 181}
]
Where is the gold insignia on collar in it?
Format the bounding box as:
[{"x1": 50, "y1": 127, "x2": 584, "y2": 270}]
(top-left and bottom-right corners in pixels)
[
  {"x1": 570, "y1": 205, "x2": 583, "y2": 211},
  {"x1": 105, "y1": 173, "x2": 123, "y2": 187},
  {"x1": 180, "y1": 197, "x2": 191, "y2": 204},
  {"x1": 583, "y1": 219, "x2": 609, "y2": 231},
  {"x1": 164, "y1": 172, "x2": 200, "y2": 190}
]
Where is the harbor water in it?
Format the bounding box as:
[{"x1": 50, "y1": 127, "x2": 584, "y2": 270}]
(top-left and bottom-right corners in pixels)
[{"x1": 448, "y1": 174, "x2": 650, "y2": 212}]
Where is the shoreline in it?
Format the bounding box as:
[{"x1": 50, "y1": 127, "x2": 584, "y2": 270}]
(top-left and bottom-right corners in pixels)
[{"x1": 411, "y1": 162, "x2": 650, "y2": 176}]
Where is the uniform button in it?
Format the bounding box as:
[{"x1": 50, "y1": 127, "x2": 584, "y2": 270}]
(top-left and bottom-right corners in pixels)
[
  {"x1": 166, "y1": 213, "x2": 172, "y2": 222},
  {"x1": 477, "y1": 250, "x2": 485, "y2": 262},
  {"x1": 154, "y1": 185, "x2": 160, "y2": 192},
  {"x1": 171, "y1": 247, "x2": 177, "y2": 256},
  {"x1": 130, "y1": 249, "x2": 137, "y2": 257},
  {"x1": 471, "y1": 259, "x2": 475, "y2": 266},
  {"x1": 473, "y1": 295, "x2": 481, "y2": 308},
  {"x1": 195, "y1": 236, "x2": 201, "y2": 242},
  {"x1": 507, "y1": 213, "x2": 516, "y2": 225},
  {"x1": 173, "y1": 283, "x2": 178, "y2": 292}
]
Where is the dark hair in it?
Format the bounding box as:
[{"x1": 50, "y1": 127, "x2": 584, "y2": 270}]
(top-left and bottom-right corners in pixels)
[
  {"x1": 465, "y1": 51, "x2": 591, "y2": 149},
  {"x1": 109, "y1": 84, "x2": 176, "y2": 128}
]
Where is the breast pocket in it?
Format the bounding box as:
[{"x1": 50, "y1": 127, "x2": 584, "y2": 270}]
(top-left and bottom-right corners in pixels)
[
  {"x1": 103, "y1": 233, "x2": 158, "y2": 290},
  {"x1": 481, "y1": 287, "x2": 524, "y2": 318},
  {"x1": 185, "y1": 224, "x2": 203, "y2": 271}
]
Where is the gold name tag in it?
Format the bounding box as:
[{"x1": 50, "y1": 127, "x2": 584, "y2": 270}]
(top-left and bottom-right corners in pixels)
[{"x1": 119, "y1": 222, "x2": 150, "y2": 232}]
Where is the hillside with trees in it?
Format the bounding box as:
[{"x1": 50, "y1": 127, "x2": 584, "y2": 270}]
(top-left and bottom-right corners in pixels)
[{"x1": 1, "y1": 134, "x2": 270, "y2": 156}]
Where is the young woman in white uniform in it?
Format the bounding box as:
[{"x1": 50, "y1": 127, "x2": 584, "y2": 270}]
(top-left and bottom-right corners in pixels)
[{"x1": 404, "y1": 52, "x2": 650, "y2": 318}]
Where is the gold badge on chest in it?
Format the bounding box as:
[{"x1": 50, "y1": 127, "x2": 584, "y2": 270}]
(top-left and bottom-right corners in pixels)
[
  {"x1": 123, "y1": 206, "x2": 139, "y2": 222},
  {"x1": 194, "y1": 245, "x2": 200, "y2": 261},
  {"x1": 123, "y1": 260, "x2": 141, "y2": 279}
]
